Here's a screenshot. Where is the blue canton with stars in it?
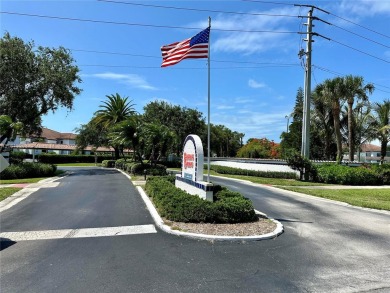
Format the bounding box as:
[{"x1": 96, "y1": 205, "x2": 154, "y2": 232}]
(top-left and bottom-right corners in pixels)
[{"x1": 190, "y1": 27, "x2": 210, "y2": 47}]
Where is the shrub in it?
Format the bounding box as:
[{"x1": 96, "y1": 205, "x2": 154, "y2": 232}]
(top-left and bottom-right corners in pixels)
[
  {"x1": 210, "y1": 164, "x2": 297, "y2": 179},
  {"x1": 145, "y1": 177, "x2": 257, "y2": 223},
  {"x1": 131, "y1": 163, "x2": 167, "y2": 176},
  {"x1": 286, "y1": 151, "x2": 317, "y2": 181},
  {"x1": 101, "y1": 160, "x2": 116, "y2": 168},
  {"x1": 1, "y1": 162, "x2": 57, "y2": 179},
  {"x1": 316, "y1": 164, "x2": 382, "y2": 185},
  {"x1": 9, "y1": 151, "x2": 26, "y2": 164}
]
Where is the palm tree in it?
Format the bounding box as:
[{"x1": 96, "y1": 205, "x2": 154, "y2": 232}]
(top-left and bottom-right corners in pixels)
[
  {"x1": 93, "y1": 93, "x2": 136, "y2": 127},
  {"x1": 315, "y1": 77, "x2": 345, "y2": 163},
  {"x1": 92, "y1": 93, "x2": 136, "y2": 159},
  {"x1": 342, "y1": 75, "x2": 374, "y2": 161},
  {"x1": 372, "y1": 99, "x2": 390, "y2": 164}
]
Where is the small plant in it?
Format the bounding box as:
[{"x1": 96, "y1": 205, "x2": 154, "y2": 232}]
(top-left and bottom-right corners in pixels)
[{"x1": 285, "y1": 151, "x2": 317, "y2": 181}]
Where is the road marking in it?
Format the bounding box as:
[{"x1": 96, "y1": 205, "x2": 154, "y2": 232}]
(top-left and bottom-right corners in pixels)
[{"x1": 0, "y1": 225, "x2": 157, "y2": 241}]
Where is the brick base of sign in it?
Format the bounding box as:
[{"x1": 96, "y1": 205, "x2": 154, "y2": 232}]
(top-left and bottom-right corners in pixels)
[{"x1": 175, "y1": 175, "x2": 214, "y2": 202}]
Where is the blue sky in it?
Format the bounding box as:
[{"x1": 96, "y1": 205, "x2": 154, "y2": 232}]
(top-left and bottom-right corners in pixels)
[{"x1": 1, "y1": 0, "x2": 389, "y2": 143}]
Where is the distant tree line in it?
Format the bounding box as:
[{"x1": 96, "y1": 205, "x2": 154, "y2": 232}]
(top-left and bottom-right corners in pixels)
[
  {"x1": 281, "y1": 77, "x2": 389, "y2": 163},
  {"x1": 76, "y1": 98, "x2": 245, "y2": 161}
]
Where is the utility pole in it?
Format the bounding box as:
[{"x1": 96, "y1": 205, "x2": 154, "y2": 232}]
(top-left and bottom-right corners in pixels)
[{"x1": 301, "y1": 8, "x2": 313, "y2": 160}]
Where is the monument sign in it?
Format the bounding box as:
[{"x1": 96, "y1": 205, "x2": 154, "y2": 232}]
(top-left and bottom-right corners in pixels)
[{"x1": 175, "y1": 134, "x2": 213, "y2": 201}]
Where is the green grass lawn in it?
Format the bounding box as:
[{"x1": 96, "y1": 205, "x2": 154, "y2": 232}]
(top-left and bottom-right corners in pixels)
[
  {"x1": 56, "y1": 163, "x2": 101, "y2": 167},
  {"x1": 0, "y1": 187, "x2": 22, "y2": 201},
  {"x1": 279, "y1": 187, "x2": 390, "y2": 211}
]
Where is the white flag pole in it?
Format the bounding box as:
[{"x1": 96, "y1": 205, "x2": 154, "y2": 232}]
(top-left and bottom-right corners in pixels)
[{"x1": 207, "y1": 17, "x2": 211, "y2": 183}]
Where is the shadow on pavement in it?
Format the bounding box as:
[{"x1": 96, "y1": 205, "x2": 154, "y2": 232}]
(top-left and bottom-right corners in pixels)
[{"x1": 0, "y1": 238, "x2": 17, "y2": 251}]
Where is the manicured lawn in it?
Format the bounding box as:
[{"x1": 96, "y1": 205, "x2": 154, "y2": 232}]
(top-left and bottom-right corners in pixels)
[
  {"x1": 280, "y1": 187, "x2": 390, "y2": 211},
  {"x1": 56, "y1": 163, "x2": 100, "y2": 167},
  {"x1": 0, "y1": 187, "x2": 22, "y2": 201}
]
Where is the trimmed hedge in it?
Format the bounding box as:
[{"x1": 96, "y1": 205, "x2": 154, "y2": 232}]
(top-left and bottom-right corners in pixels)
[
  {"x1": 39, "y1": 154, "x2": 114, "y2": 164},
  {"x1": 145, "y1": 176, "x2": 257, "y2": 223},
  {"x1": 209, "y1": 164, "x2": 298, "y2": 179},
  {"x1": 1, "y1": 162, "x2": 57, "y2": 179},
  {"x1": 101, "y1": 160, "x2": 116, "y2": 168},
  {"x1": 316, "y1": 164, "x2": 382, "y2": 185}
]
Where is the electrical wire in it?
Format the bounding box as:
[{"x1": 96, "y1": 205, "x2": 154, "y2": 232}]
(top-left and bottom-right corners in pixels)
[
  {"x1": 70, "y1": 47, "x2": 300, "y2": 67},
  {"x1": 0, "y1": 11, "x2": 299, "y2": 34},
  {"x1": 328, "y1": 11, "x2": 390, "y2": 40},
  {"x1": 97, "y1": 0, "x2": 299, "y2": 18},
  {"x1": 313, "y1": 65, "x2": 390, "y2": 94}
]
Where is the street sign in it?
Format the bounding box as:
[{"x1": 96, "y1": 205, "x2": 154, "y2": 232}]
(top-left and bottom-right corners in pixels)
[{"x1": 0, "y1": 154, "x2": 10, "y2": 173}]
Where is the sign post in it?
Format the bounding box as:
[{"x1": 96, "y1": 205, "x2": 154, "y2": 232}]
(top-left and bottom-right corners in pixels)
[{"x1": 175, "y1": 134, "x2": 213, "y2": 201}]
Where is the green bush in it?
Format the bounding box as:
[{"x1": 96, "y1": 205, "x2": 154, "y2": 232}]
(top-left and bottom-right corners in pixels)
[
  {"x1": 145, "y1": 177, "x2": 257, "y2": 223},
  {"x1": 1, "y1": 162, "x2": 57, "y2": 179},
  {"x1": 316, "y1": 164, "x2": 382, "y2": 185},
  {"x1": 101, "y1": 160, "x2": 116, "y2": 168},
  {"x1": 131, "y1": 163, "x2": 167, "y2": 176},
  {"x1": 210, "y1": 164, "x2": 297, "y2": 179},
  {"x1": 9, "y1": 151, "x2": 26, "y2": 164}
]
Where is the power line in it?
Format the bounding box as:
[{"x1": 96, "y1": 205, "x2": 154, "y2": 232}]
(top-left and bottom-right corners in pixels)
[
  {"x1": 79, "y1": 64, "x2": 299, "y2": 69},
  {"x1": 70, "y1": 47, "x2": 300, "y2": 66},
  {"x1": 329, "y1": 38, "x2": 390, "y2": 64},
  {"x1": 98, "y1": 0, "x2": 299, "y2": 18},
  {"x1": 313, "y1": 65, "x2": 390, "y2": 93},
  {"x1": 330, "y1": 22, "x2": 390, "y2": 50},
  {"x1": 328, "y1": 11, "x2": 390, "y2": 40},
  {"x1": 0, "y1": 11, "x2": 299, "y2": 34},
  {"x1": 241, "y1": 0, "x2": 295, "y2": 6}
]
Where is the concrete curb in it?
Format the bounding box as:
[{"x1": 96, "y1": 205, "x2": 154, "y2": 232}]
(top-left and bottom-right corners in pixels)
[{"x1": 117, "y1": 170, "x2": 284, "y2": 241}]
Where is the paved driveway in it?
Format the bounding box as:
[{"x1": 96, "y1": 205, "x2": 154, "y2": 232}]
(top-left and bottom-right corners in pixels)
[{"x1": 1, "y1": 168, "x2": 389, "y2": 292}]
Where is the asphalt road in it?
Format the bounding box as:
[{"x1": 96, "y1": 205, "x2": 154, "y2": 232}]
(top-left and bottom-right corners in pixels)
[{"x1": 1, "y1": 167, "x2": 389, "y2": 293}]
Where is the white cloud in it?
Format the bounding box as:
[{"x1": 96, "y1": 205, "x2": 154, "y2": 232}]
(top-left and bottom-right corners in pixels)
[
  {"x1": 188, "y1": 7, "x2": 300, "y2": 55},
  {"x1": 338, "y1": 0, "x2": 390, "y2": 16},
  {"x1": 248, "y1": 79, "x2": 266, "y2": 89},
  {"x1": 216, "y1": 105, "x2": 235, "y2": 110},
  {"x1": 91, "y1": 72, "x2": 157, "y2": 90}
]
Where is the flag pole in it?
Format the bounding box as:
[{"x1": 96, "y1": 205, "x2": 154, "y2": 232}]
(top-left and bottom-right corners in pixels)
[{"x1": 207, "y1": 16, "x2": 211, "y2": 183}]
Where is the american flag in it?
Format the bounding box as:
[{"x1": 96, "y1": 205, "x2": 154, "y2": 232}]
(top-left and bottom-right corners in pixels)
[{"x1": 161, "y1": 27, "x2": 210, "y2": 67}]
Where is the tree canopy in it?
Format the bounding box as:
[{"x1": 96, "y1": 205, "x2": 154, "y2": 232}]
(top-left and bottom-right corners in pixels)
[{"x1": 0, "y1": 32, "x2": 82, "y2": 144}]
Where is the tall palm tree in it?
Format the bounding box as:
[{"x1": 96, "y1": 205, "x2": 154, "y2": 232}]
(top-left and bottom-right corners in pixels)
[
  {"x1": 92, "y1": 93, "x2": 136, "y2": 159},
  {"x1": 315, "y1": 77, "x2": 345, "y2": 163},
  {"x1": 93, "y1": 93, "x2": 136, "y2": 127},
  {"x1": 372, "y1": 99, "x2": 390, "y2": 164},
  {"x1": 342, "y1": 75, "x2": 374, "y2": 161}
]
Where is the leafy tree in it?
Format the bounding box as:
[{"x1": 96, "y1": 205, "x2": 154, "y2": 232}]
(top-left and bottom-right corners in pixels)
[
  {"x1": 75, "y1": 121, "x2": 109, "y2": 162},
  {"x1": 0, "y1": 115, "x2": 23, "y2": 152},
  {"x1": 0, "y1": 32, "x2": 82, "y2": 145},
  {"x1": 143, "y1": 100, "x2": 206, "y2": 154},
  {"x1": 371, "y1": 99, "x2": 390, "y2": 164},
  {"x1": 210, "y1": 124, "x2": 244, "y2": 157},
  {"x1": 342, "y1": 75, "x2": 374, "y2": 161},
  {"x1": 237, "y1": 138, "x2": 280, "y2": 159}
]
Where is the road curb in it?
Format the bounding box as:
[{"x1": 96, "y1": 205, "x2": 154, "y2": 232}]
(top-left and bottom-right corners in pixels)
[{"x1": 117, "y1": 170, "x2": 284, "y2": 241}]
